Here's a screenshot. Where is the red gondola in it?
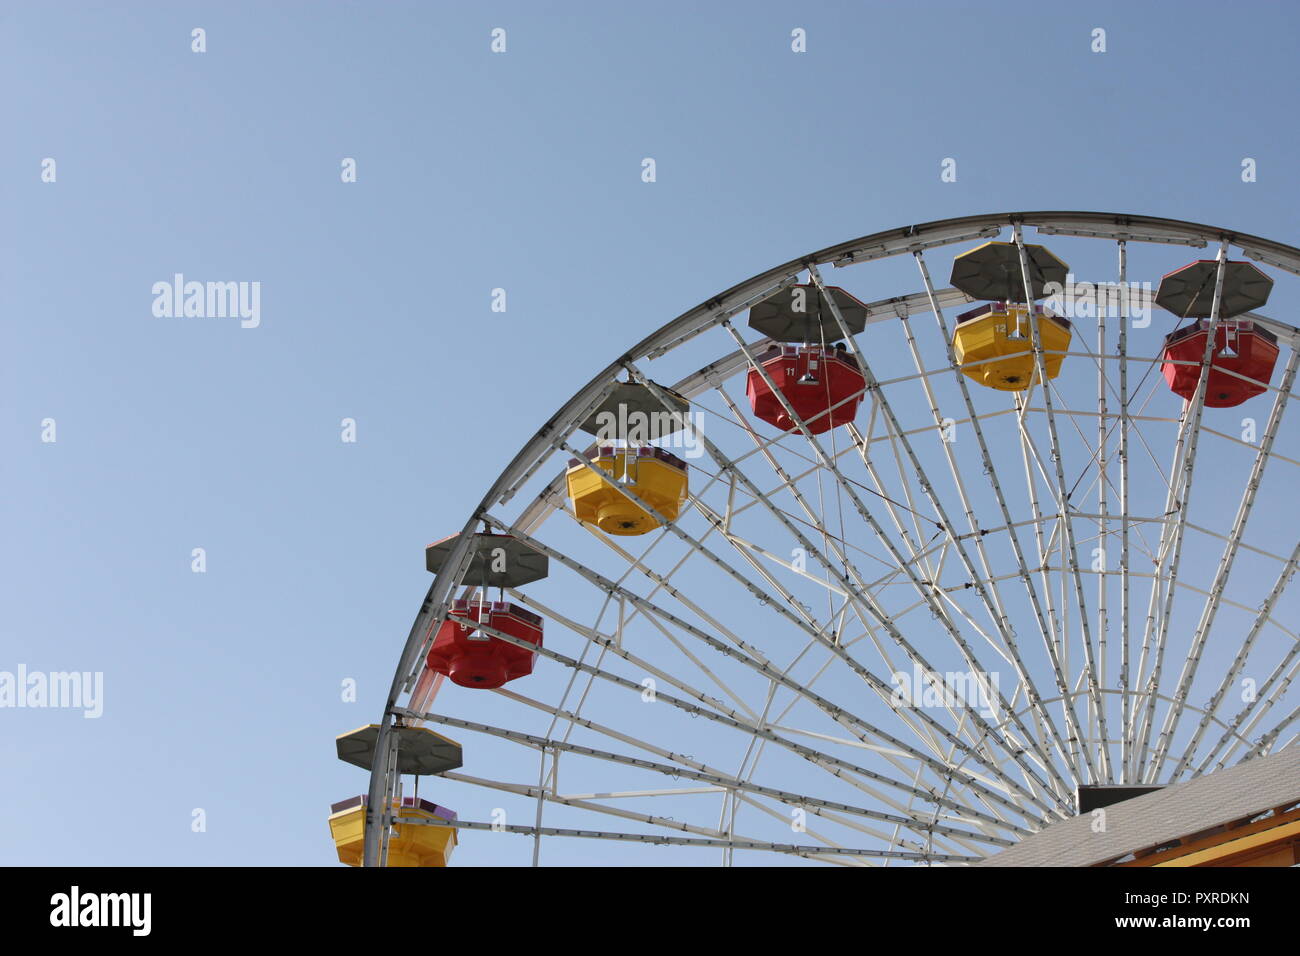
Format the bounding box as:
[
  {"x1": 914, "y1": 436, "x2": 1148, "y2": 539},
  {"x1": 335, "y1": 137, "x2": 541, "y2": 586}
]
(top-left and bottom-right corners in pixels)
[
  {"x1": 746, "y1": 344, "x2": 865, "y2": 434},
  {"x1": 1160, "y1": 320, "x2": 1279, "y2": 408},
  {"x1": 427, "y1": 598, "x2": 543, "y2": 689}
]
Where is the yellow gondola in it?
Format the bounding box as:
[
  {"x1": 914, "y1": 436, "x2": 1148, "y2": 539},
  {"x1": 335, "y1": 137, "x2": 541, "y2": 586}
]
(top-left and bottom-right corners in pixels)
[
  {"x1": 328, "y1": 795, "x2": 457, "y2": 867},
  {"x1": 952, "y1": 302, "x2": 1072, "y2": 391},
  {"x1": 566, "y1": 446, "x2": 688, "y2": 536}
]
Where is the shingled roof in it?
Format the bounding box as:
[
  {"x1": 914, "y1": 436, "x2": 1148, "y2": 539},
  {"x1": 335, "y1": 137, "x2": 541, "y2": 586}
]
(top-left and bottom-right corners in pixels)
[{"x1": 976, "y1": 745, "x2": 1300, "y2": 866}]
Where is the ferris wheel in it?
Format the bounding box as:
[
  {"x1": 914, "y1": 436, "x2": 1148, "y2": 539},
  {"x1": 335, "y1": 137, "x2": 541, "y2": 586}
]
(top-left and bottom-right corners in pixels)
[{"x1": 329, "y1": 212, "x2": 1300, "y2": 867}]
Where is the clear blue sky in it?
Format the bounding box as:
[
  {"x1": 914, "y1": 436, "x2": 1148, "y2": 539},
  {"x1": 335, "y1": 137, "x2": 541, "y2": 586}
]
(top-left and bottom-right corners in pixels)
[{"x1": 3, "y1": 1, "x2": 1299, "y2": 865}]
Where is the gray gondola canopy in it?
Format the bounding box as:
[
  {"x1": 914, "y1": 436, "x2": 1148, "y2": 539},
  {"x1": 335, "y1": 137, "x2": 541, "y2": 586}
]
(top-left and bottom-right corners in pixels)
[
  {"x1": 577, "y1": 382, "x2": 691, "y2": 440},
  {"x1": 747, "y1": 284, "x2": 869, "y2": 343},
  {"x1": 949, "y1": 240, "x2": 1069, "y2": 302},
  {"x1": 1154, "y1": 260, "x2": 1273, "y2": 319},
  {"x1": 425, "y1": 531, "x2": 549, "y2": 587},
  {"x1": 336, "y1": 724, "x2": 464, "y2": 776}
]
